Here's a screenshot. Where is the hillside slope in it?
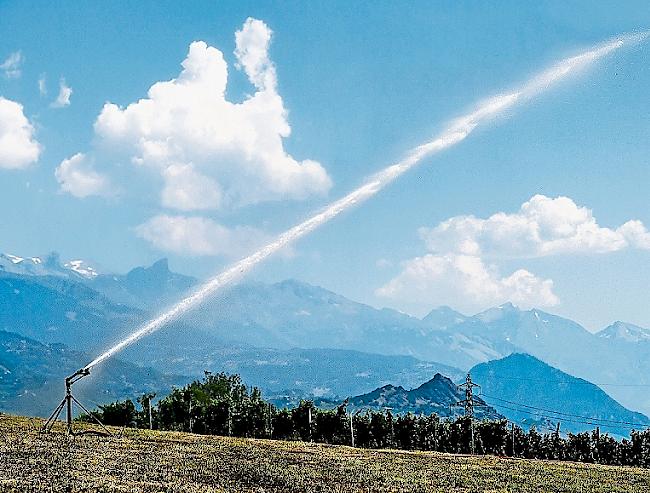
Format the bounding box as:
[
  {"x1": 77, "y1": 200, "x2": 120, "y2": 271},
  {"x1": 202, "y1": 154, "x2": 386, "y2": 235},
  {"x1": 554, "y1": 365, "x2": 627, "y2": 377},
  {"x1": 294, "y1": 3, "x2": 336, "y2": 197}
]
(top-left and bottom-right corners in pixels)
[
  {"x1": 348, "y1": 373, "x2": 501, "y2": 420},
  {"x1": 141, "y1": 344, "x2": 463, "y2": 400},
  {"x1": 0, "y1": 330, "x2": 185, "y2": 417},
  {"x1": 470, "y1": 354, "x2": 650, "y2": 436},
  {"x1": 0, "y1": 272, "x2": 143, "y2": 350}
]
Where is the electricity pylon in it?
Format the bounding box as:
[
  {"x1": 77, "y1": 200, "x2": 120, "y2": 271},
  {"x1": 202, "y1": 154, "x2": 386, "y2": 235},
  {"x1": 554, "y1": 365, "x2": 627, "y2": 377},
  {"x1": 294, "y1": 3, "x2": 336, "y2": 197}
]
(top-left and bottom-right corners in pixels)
[{"x1": 452, "y1": 373, "x2": 484, "y2": 454}]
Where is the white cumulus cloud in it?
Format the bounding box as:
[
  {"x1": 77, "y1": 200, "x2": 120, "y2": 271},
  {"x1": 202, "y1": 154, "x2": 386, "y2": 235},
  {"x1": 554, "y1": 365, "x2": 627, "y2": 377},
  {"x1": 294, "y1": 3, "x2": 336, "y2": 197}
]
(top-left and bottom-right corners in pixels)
[
  {"x1": 1, "y1": 51, "x2": 23, "y2": 79},
  {"x1": 234, "y1": 17, "x2": 277, "y2": 90},
  {"x1": 161, "y1": 164, "x2": 223, "y2": 211},
  {"x1": 617, "y1": 220, "x2": 650, "y2": 250},
  {"x1": 0, "y1": 97, "x2": 41, "y2": 169},
  {"x1": 419, "y1": 194, "x2": 650, "y2": 257},
  {"x1": 377, "y1": 195, "x2": 650, "y2": 314},
  {"x1": 88, "y1": 17, "x2": 331, "y2": 209},
  {"x1": 51, "y1": 78, "x2": 72, "y2": 108},
  {"x1": 54, "y1": 153, "x2": 112, "y2": 198},
  {"x1": 135, "y1": 214, "x2": 271, "y2": 257},
  {"x1": 376, "y1": 253, "x2": 558, "y2": 314}
]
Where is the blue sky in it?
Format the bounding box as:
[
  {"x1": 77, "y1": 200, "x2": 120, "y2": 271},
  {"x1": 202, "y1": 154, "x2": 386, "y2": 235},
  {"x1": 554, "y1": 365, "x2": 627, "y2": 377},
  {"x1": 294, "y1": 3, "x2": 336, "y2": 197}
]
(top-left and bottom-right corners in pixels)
[{"x1": 0, "y1": 1, "x2": 649, "y2": 330}]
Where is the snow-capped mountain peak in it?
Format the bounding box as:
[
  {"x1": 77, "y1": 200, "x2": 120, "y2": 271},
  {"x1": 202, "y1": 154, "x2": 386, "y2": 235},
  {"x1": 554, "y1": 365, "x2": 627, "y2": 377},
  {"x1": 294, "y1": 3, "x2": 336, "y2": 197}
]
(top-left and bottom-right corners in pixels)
[
  {"x1": 0, "y1": 252, "x2": 100, "y2": 279},
  {"x1": 0, "y1": 253, "x2": 46, "y2": 274},
  {"x1": 63, "y1": 260, "x2": 99, "y2": 278}
]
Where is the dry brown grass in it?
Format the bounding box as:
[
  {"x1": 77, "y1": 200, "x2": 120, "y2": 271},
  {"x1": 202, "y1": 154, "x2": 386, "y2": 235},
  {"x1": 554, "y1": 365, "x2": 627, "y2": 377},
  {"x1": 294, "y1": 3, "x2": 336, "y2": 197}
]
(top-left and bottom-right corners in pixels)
[{"x1": 2, "y1": 414, "x2": 650, "y2": 492}]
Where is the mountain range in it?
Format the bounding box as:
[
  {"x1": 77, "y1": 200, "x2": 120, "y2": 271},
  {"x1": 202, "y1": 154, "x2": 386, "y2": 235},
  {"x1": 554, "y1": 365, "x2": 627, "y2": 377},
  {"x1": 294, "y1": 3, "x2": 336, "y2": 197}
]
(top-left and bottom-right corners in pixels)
[
  {"x1": 0, "y1": 254, "x2": 466, "y2": 414},
  {"x1": 2, "y1": 251, "x2": 650, "y2": 424}
]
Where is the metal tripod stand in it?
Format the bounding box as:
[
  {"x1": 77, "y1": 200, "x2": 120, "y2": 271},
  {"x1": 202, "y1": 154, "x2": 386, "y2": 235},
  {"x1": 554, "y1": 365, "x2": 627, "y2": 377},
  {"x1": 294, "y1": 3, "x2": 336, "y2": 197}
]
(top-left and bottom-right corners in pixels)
[{"x1": 41, "y1": 368, "x2": 111, "y2": 436}]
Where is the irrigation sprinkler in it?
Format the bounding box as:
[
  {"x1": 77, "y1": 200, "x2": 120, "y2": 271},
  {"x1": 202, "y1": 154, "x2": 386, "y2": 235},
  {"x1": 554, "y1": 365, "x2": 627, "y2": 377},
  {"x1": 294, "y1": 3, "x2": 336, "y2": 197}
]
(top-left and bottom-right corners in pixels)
[{"x1": 41, "y1": 367, "x2": 111, "y2": 436}]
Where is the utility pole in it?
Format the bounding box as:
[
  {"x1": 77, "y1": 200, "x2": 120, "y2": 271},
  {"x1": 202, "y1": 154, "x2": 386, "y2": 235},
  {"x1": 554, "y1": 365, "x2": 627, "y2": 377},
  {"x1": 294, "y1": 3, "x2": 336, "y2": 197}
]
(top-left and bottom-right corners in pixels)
[
  {"x1": 383, "y1": 407, "x2": 394, "y2": 448},
  {"x1": 228, "y1": 403, "x2": 232, "y2": 437},
  {"x1": 350, "y1": 413, "x2": 355, "y2": 447},
  {"x1": 189, "y1": 397, "x2": 193, "y2": 433},
  {"x1": 138, "y1": 392, "x2": 156, "y2": 431},
  {"x1": 453, "y1": 373, "x2": 482, "y2": 455},
  {"x1": 308, "y1": 406, "x2": 313, "y2": 442},
  {"x1": 227, "y1": 388, "x2": 233, "y2": 437},
  {"x1": 148, "y1": 393, "x2": 156, "y2": 430},
  {"x1": 267, "y1": 402, "x2": 273, "y2": 439},
  {"x1": 511, "y1": 422, "x2": 516, "y2": 457}
]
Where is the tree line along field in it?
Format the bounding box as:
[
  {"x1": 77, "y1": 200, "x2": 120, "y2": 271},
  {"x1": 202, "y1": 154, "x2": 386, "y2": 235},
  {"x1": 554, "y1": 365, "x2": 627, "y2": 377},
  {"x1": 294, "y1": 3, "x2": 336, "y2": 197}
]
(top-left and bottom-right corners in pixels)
[
  {"x1": 2, "y1": 415, "x2": 650, "y2": 492},
  {"x1": 80, "y1": 371, "x2": 650, "y2": 467}
]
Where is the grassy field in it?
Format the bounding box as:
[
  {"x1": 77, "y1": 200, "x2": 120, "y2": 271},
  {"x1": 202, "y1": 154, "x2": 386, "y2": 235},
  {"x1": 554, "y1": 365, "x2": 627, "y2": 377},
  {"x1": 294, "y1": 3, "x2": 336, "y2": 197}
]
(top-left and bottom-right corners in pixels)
[{"x1": 2, "y1": 415, "x2": 650, "y2": 492}]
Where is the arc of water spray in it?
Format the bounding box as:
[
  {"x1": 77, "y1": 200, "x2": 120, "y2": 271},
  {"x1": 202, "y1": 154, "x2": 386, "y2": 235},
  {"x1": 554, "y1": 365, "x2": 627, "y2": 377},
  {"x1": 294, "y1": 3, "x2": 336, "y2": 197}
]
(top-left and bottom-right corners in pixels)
[{"x1": 86, "y1": 33, "x2": 646, "y2": 370}]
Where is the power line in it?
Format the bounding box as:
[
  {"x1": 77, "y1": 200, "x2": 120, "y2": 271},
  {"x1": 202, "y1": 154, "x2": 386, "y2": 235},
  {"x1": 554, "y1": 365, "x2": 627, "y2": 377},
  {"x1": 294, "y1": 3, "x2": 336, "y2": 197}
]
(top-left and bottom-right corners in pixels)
[
  {"x1": 481, "y1": 394, "x2": 649, "y2": 429},
  {"x1": 482, "y1": 394, "x2": 649, "y2": 426},
  {"x1": 480, "y1": 374, "x2": 650, "y2": 388},
  {"x1": 490, "y1": 402, "x2": 637, "y2": 432}
]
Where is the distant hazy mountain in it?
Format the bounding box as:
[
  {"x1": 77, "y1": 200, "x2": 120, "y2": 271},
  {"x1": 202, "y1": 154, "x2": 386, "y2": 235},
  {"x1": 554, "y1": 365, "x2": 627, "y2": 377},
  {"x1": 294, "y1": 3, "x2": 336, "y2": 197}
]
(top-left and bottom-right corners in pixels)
[
  {"x1": 126, "y1": 340, "x2": 464, "y2": 400},
  {"x1": 90, "y1": 258, "x2": 196, "y2": 309},
  {"x1": 0, "y1": 330, "x2": 185, "y2": 417},
  {"x1": 0, "y1": 272, "x2": 143, "y2": 349},
  {"x1": 421, "y1": 306, "x2": 467, "y2": 330},
  {"x1": 444, "y1": 306, "x2": 650, "y2": 418},
  {"x1": 0, "y1": 253, "x2": 196, "y2": 311},
  {"x1": 598, "y1": 321, "x2": 650, "y2": 342},
  {"x1": 189, "y1": 279, "x2": 435, "y2": 354},
  {"x1": 348, "y1": 373, "x2": 501, "y2": 420},
  {"x1": 470, "y1": 354, "x2": 650, "y2": 437},
  {"x1": 426, "y1": 302, "x2": 596, "y2": 369}
]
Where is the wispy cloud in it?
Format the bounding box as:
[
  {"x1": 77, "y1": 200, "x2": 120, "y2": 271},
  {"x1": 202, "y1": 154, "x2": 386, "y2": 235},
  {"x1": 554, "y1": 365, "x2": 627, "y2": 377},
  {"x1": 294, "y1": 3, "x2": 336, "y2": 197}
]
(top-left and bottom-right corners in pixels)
[
  {"x1": 38, "y1": 75, "x2": 47, "y2": 96},
  {"x1": 0, "y1": 51, "x2": 23, "y2": 79},
  {"x1": 50, "y1": 78, "x2": 72, "y2": 108},
  {"x1": 135, "y1": 214, "x2": 272, "y2": 258}
]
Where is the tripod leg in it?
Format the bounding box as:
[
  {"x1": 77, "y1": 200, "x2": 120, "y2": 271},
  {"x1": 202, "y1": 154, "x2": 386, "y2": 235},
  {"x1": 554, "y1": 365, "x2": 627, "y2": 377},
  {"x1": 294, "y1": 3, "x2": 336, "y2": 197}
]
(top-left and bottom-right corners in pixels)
[
  {"x1": 71, "y1": 396, "x2": 112, "y2": 436},
  {"x1": 41, "y1": 398, "x2": 66, "y2": 433}
]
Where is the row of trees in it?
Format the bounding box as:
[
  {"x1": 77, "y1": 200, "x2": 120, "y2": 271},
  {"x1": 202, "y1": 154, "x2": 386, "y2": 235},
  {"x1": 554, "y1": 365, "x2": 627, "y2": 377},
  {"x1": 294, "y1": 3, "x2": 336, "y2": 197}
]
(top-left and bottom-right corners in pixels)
[{"x1": 79, "y1": 372, "x2": 650, "y2": 468}]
